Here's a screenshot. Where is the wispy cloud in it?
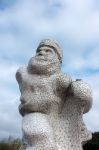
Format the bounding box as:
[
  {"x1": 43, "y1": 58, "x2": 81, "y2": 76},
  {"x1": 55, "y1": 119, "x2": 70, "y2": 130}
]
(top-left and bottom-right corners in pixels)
[{"x1": 0, "y1": 0, "x2": 99, "y2": 138}]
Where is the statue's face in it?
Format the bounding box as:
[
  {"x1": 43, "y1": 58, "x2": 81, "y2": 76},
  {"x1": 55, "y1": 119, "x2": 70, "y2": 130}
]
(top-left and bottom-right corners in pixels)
[
  {"x1": 36, "y1": 46, "x2": 57, "y2": 62},
  {"x1": 28, "y1": 46, "x2": 60, "y2": 74}
]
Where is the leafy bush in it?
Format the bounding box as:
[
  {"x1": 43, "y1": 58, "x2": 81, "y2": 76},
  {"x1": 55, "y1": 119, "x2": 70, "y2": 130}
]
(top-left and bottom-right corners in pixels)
[
  {"x1": 83, "y1": 132, "x2": 99, "y2": 150},
  {"x1": 0, "y1": 132, "x2": 99, "y2": 150},
  {"x1": 0, "y1": 139, "x2": 21, "y2": 150}
]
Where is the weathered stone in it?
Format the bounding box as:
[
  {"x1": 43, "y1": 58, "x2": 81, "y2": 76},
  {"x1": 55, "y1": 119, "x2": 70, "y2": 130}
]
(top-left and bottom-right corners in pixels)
[{"x1": 16, "y1": 39, "x2": 93, "y2": 150}]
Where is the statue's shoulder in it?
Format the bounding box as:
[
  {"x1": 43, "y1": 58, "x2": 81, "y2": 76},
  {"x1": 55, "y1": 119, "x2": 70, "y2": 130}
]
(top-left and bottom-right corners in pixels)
[
  {"x1": 52, "y1": 72, "x2": 71, "y2": 79},
  {"x1": 58, "y1": 72, "x2": 72, "y2": 82}
]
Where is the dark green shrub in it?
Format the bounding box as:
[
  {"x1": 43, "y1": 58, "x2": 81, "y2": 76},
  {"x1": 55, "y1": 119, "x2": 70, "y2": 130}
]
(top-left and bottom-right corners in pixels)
[{"x1": 83, "y1": 132, "x2": 99, "y2": 150}]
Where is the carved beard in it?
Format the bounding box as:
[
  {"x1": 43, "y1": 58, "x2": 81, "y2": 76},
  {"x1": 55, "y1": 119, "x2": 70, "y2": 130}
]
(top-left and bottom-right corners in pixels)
[{"x1": 28, "y1": 56, "x2": 60, "y2": 75}]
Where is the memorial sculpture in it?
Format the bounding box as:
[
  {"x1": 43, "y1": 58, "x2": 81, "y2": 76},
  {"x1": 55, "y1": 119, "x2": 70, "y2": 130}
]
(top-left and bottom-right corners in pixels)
[{"x1": 16, "y1": 39, "x2": 93, "y2": 150}]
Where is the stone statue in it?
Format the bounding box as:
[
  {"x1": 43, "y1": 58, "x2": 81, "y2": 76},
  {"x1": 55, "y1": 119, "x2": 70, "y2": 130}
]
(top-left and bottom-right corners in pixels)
[{"x1": 16, "y1": 39, "x2": 93, "y2": 150}]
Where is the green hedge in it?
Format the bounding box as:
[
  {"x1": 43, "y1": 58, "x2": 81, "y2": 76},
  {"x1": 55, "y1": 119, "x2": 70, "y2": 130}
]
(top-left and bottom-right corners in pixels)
[
  {"x1": 83, "y1": 132, "x2": 99, "y2": 150},
  {"x1": 0, "y1": 132, "x2": 99, "y2": 150},
  {"x1": 0, "y1": 140, "x2": 20, "y2": 150}
]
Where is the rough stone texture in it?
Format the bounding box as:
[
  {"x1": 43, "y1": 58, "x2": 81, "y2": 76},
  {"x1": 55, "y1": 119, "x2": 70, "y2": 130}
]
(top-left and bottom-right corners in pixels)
[{"x1": 16, "y1": 39, "x2": 93, "y2": 150}]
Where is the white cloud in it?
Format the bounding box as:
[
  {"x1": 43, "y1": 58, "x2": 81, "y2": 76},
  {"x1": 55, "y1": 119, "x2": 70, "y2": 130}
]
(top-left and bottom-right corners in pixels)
[
  {"x1": 0, "y1": 58, "x2": 22, "y2": 138},
  {"x1": 83, "y1": 73, "x2": 99, "y2": 132},
  {"x1": 0, "y1": 0, "x2": 99, "y2": 45},
  {"x1": 0, "y1": 0, "x2": 99, "y2": 139},
  {"x1": 85, "y1": 48, "x2": 99, "y2": 69},
  {"x1": 63, "y1": 47, "x2": 99, "y2": 75},
  {"x1": 84, "y1": 109, "x2": 99, "y2": 131}
]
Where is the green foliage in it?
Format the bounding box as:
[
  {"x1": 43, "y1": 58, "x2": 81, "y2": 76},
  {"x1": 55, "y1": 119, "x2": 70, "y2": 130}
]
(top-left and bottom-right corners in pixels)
[
  {"x1": 83, "y1": 132, "x2": 99, "y2": 150},
  {"x1": 0, "y1": 132, "x2": 99, "y2": 150},
  {"x1": 0, "y1": 139, "x2": 21, "y2": 150}
]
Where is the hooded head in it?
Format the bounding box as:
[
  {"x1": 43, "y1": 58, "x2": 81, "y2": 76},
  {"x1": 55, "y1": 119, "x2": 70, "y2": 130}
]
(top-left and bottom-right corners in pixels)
[
  {"x1": 28, "y1": 39, "x2": 63, "y2": 75},
  {"x1": 36, "y1": 39, "x2": 63, "y2": 64}
]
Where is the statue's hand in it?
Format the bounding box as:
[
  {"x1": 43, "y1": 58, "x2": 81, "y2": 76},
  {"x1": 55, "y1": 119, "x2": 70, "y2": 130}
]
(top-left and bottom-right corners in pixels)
[
  {"x1": 16, "y1": 68, "x2": 22, "y2": 84},
  {"x1": 56, "y1": 73, "x2": 72, "y2": 90},
  {"x1": 67, "y1": 79, "x2": 93, "y2": 113}
]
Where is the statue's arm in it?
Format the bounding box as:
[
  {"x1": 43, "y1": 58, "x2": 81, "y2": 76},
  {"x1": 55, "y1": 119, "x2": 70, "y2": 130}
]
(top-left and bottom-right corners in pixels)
[{"x1": 67, "y1": 79, "x2": 93, "y2": 113}]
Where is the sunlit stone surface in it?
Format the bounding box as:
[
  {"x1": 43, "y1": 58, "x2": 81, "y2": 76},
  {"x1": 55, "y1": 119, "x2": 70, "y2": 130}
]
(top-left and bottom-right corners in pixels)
[{"x1": 16, "y1": 39, "x2": 93, "y2": 150}]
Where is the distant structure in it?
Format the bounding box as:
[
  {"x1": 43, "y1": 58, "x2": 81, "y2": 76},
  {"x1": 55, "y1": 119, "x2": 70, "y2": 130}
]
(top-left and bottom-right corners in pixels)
[{"x1": 16, "y1": 39, "x2": 93, "y2": 150}]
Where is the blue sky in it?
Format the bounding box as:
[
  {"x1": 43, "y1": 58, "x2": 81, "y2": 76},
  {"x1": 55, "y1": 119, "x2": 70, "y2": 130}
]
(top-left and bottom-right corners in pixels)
[{"x1": 0, "y1": 0, "x2": 99, "y2": 139}]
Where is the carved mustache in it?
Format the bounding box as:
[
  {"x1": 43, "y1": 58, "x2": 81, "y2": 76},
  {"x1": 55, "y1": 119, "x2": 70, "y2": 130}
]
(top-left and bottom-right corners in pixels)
[{"x1": 35, "y1": 55, "x2": 48, "y2": 61}]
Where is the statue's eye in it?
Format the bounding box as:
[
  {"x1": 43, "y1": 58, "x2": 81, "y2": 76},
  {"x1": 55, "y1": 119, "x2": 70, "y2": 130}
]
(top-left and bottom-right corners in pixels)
[
  {"x1": 46, "y1": 49, "x2": 50, "y2": 52},
  {"x1": 37, "y1": 49, "x2": 42, "y2": 53}
]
